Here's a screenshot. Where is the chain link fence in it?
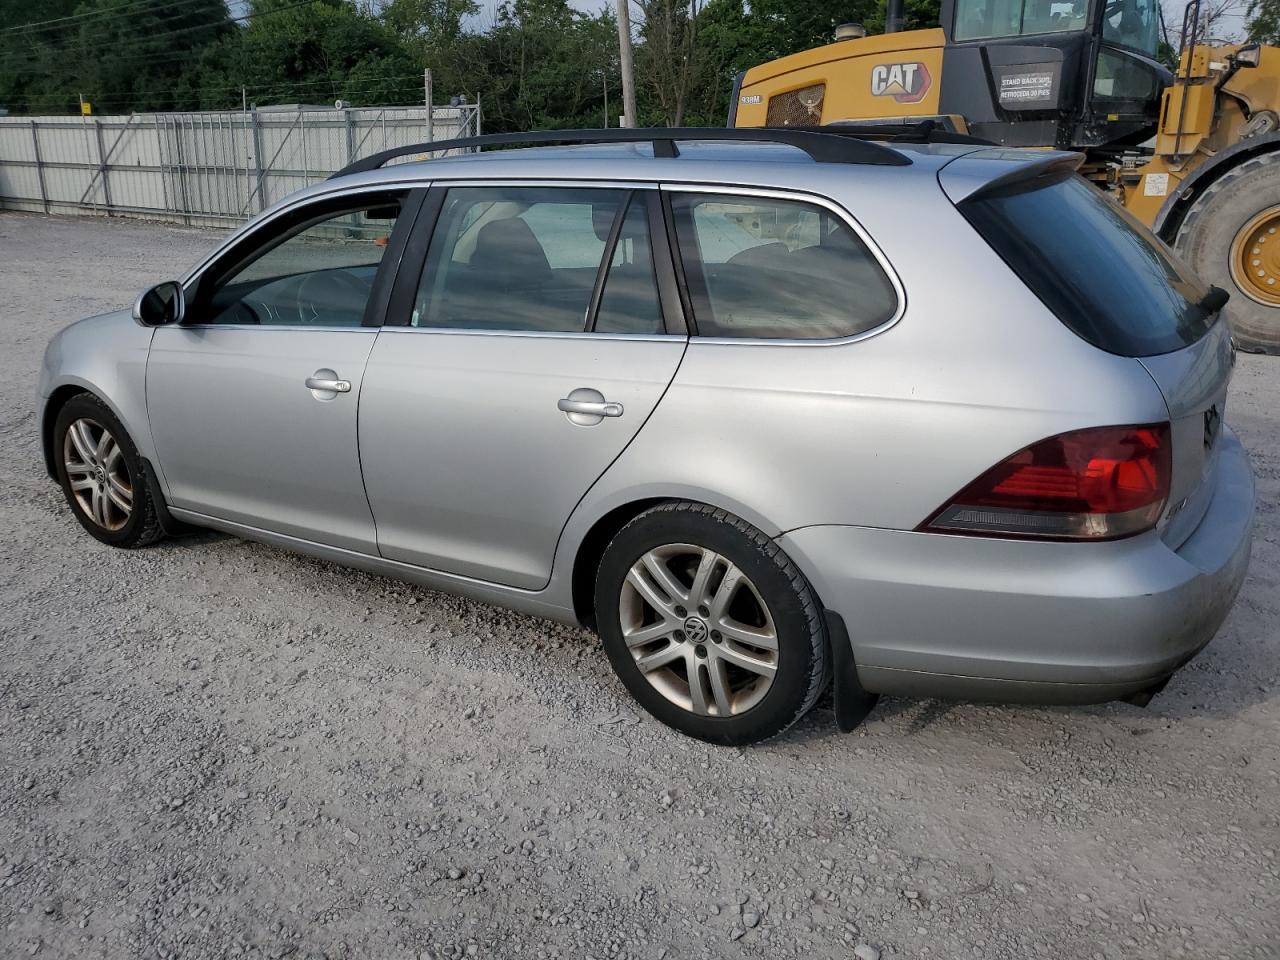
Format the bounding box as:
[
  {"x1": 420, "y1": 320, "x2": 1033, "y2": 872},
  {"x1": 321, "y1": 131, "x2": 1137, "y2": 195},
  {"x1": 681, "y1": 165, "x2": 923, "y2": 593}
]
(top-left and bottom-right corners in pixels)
[{"x1": 0, "y1": 103, "x2": 481, "y2": 228}]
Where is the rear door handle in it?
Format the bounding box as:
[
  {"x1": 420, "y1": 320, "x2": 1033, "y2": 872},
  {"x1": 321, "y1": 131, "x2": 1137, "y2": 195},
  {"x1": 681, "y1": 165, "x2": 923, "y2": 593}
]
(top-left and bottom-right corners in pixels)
[
  {"x1": 558, "y1": 397, "x2": 623, "y2": 418},
  {"x1": 305, "y1": 376, "x2": 351, "y2": 393}
]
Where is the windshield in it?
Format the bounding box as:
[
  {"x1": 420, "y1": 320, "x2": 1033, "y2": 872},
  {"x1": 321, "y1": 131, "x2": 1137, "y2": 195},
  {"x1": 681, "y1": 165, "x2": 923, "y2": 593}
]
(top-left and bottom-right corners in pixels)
[
  {"x1": 959, "y1": 172, "x2": 1214, "y2": 357},
  {"x1": 1101, "y1": 0, "x2": 1161, "y2": 55},
  {"x1": 954, "y1": 0, "x2": 1089, "y2": 41}
]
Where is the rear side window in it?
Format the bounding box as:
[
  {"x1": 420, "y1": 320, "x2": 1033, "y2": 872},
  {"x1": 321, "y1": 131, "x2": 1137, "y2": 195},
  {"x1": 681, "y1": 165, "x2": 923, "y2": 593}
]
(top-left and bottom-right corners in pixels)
[
  {"x1": 670, "y1": 192, "x2": 898, "y2": 339},
  {"x1": 959, "y1": 173, "x2": 1213, "y2": 356}
]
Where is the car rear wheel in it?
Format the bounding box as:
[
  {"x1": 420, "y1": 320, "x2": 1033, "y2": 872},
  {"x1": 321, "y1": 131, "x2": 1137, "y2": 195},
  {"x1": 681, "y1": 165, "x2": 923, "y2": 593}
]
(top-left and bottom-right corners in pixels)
[
  {"x1": 595, "y1": 502, "x2": 829, "y2": 745},
  {"x1": 54, "y1": 394, "x2": 165, "y2": 548}
]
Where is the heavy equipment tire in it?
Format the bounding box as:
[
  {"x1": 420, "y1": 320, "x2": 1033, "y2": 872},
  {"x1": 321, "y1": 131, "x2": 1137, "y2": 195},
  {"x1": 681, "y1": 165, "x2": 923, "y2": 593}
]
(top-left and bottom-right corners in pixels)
[{"x1": 1174, "y1": 152, "x2": 1280, "y2": 353}]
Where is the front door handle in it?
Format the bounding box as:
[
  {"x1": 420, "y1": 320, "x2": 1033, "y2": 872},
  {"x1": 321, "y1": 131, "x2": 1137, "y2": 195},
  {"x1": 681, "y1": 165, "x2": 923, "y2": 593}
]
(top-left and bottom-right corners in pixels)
[
  {"x1": 305, "y1": 375, "x2": 351, "y2": 393},
  {"x1": 558, "y1": 397, "x2": 623, "y2": 418},
  {"x1": 558, "y1": 387, "x2": 624, "y2": 426}
]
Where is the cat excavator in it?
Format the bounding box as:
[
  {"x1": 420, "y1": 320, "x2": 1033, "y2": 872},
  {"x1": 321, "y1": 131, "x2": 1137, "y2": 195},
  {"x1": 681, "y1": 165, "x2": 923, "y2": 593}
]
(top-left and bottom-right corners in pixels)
[{"x1": 730, "y1": 0, "x2": 1280, "y2": 351}]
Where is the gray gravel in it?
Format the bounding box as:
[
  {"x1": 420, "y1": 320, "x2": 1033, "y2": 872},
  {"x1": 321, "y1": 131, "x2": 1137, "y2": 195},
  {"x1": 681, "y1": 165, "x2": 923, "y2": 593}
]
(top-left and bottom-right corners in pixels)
[{"x1": 1, "y1": 211, "x2": 1278, "y2": 959}]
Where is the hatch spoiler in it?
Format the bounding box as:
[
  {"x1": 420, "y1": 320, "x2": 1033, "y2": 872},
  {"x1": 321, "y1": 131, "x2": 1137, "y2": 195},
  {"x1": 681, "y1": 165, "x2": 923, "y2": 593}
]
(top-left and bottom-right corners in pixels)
[{"x1": 938, "y1": 149, "x2": 1085, "y2": 205}]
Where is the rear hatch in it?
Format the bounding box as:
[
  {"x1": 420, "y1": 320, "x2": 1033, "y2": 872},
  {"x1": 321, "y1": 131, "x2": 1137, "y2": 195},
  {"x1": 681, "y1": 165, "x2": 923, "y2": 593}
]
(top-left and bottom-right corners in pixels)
[{"x1": 939, "y1": 150, "x2": 1234, "y2": 547}]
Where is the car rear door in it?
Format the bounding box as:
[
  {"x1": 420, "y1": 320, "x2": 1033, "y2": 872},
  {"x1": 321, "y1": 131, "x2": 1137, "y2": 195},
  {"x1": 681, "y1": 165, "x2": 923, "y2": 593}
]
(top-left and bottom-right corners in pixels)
[{"x1": 357, "y1": 184, "x2": 687, "y2": 590}]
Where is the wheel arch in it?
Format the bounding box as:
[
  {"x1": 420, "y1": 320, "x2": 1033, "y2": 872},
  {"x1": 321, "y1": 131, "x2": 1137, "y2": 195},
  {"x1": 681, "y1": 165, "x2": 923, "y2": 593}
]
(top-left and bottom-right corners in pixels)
[
  {"x1": 1154, "y1": 133, "x2": 1280, "y2": 243},
  {"x1": 41, "y1": 379, "x2": 154, "y2": 480},
  {"x1": 570, "y1": 497, "x2": 673, "y2": 630},
  {"x1": 565, "y1": 490, "x2": 789, "y2": 631},
  {"x1": 41, "y1": 382, "x2": 95, "y2": 479}
]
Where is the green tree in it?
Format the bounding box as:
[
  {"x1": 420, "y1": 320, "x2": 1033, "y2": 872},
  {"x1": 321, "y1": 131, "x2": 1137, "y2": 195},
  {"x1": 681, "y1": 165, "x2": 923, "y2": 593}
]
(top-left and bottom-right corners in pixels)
[
  {"x1": 381, "y1": 0, "x2": 479, "y2": 105},
  {"x1": 0, "y1": 0, "x2": 232, "y2": 114},
  {"x1": 1247, "y1": 0, "x2": 1280, "y2": 42},
  {"x1": 193, "y1": 0, "x2": 420, "y2": 110},
  {"x1": 468, "y1": 0, "x2": 619, "y2": 131}
]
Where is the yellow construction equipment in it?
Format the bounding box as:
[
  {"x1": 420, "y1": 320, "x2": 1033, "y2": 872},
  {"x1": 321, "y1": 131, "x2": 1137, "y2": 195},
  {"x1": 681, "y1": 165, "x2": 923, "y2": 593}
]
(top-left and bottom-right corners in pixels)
[{"x1": 730, "y1": 0, "x2": 1280, "y2": 351}]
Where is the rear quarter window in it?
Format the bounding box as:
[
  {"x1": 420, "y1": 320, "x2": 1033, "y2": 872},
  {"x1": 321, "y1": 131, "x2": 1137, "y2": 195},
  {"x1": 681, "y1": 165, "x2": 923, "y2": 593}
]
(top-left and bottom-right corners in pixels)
[
  {"x1": 670, "y1": 192, "x2": 899, "y2": 340},
  {"x1": 959, "y1": 172, "x2": 1214, "y2": 356}
]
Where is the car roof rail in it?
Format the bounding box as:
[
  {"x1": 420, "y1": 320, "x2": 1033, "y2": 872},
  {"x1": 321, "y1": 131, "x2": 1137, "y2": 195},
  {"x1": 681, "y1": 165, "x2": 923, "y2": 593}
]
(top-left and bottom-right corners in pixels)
[
  {"x1": 795, "y1": 119, "x2": 997, "y2": 146},
  {"x1": 329, "y1": 126, "x2": 914, "y2": 179}
]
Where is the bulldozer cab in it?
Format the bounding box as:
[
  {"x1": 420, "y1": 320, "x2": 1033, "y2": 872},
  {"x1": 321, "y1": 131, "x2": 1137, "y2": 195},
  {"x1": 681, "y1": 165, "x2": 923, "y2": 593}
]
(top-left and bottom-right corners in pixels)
[{"x1": 940, "y1": 0, "x2": 1171, "y2": 147}]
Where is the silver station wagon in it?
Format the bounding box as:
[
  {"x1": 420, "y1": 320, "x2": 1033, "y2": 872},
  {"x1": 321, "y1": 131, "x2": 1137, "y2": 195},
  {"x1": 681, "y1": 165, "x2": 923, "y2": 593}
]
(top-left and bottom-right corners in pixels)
[{"x1": 38, "y1": 127, "x2": 1256, "y2": 745}]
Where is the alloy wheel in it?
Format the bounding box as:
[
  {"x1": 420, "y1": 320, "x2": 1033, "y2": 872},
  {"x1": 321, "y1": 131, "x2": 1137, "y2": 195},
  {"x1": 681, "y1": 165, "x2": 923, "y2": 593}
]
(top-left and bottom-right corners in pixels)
[
  {"x1": 63, "y1": 417, "x2": 132, "y2": 531},
  {"x1": 618, "y1": 543, "x2": 778, "y2": 717}
]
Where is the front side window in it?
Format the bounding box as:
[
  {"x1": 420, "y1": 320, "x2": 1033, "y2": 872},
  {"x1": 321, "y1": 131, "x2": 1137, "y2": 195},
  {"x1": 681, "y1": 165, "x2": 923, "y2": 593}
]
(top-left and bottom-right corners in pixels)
[
  {"x1": 197, "y1": 197, "x2": 403, "y2": 326},
  {"x1": 1093, "y1": 47, "x2": 1163, "y2": 101},
  {"x1": 670, "y1": 192, "x2": 897, "y2": 339},
  {"x1": 412, "y1": 186, "x2": 663, "y2": 334},
  {"x1": 954, "y1": 0, "x2": 1088, "y2": 40}
]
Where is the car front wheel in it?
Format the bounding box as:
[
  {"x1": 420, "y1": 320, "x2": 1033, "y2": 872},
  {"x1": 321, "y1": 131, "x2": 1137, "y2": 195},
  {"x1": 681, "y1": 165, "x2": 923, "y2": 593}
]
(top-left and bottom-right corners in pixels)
[
  {"x1": 54, "y1": 393, "x2": 165, "y2": 548},
  {"x1": 595, "y1": 502, "x2": 830, "y2": 745}
]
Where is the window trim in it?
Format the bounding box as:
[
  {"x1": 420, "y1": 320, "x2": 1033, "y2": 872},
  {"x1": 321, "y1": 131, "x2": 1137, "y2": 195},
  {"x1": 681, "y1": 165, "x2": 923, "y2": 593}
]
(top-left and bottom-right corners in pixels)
[
  {"x1": 659, "y1": 183, "x2": 906, "y2": 346},
  {"x1": 182, "y1": 185, "x2": 426, "y2": 331},
  {"x1": 387, "y1": 180, "x2": 686, "y2": 339}
]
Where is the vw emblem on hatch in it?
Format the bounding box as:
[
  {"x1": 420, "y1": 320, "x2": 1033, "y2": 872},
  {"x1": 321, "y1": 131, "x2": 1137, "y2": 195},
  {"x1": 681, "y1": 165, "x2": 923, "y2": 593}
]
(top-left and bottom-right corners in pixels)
[{"x1": 1203, "y1": 404, "x2": 1221, "y2": 451}]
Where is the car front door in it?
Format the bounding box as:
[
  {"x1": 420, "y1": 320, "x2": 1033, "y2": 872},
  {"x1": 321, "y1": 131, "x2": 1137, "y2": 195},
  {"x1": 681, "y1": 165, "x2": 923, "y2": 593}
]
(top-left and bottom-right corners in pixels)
[
  {"x1": 146, "y1": 189, "x2": 423, "y2": 553},
  {"x1": 358, "y1": 184, "x2": 687, "y2": 589}
]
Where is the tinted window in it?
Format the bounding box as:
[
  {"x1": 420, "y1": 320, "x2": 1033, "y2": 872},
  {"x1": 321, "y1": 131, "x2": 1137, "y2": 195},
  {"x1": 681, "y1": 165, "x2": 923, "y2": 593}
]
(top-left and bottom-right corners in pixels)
[
  {"x1": 954, "y1": 0, "x2": 1086, "y2": 41},
  {"x1": 960, "y1": 172, "x2": 1213, "y2": 356},
  {"x1": 1101, "y1": 0, "x2": 1160, "y2": 56},
  {"x1": 200, "y1": 199, "x2": 401, "y2": 326},
  {"x1": 413, "y1": 187, "x2": 627, "y2": 332},
  {"x1": 671, "y1": 193, "x2": 897, "y2": 339},
  {"x1": 1093, "y1": 47, "x2": 1162, "y2": 102}
]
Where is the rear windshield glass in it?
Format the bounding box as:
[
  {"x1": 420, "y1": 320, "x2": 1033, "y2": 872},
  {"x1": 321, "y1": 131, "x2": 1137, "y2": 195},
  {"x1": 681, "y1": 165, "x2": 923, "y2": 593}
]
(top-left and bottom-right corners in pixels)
[{"x1": 959, "y1": 172, "x2": 1214, "y2": 356}]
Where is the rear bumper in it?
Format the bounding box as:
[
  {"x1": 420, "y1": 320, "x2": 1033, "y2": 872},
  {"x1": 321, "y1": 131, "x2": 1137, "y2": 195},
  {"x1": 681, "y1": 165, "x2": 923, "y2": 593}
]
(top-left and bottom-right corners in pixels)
[{"x1": 778, "y1": 427, "x2": 1255, "y2": 704}]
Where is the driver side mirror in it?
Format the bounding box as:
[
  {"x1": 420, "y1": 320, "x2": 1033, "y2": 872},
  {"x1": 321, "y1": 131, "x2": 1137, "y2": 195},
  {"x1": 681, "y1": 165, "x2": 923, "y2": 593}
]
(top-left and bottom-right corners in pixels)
[{"x1": 132, "y1": 280, "x2": 185, "y2": 327}]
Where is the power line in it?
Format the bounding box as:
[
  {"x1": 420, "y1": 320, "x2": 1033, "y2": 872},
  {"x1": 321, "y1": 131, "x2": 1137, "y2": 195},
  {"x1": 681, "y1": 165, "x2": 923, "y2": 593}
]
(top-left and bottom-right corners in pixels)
[
  {"x1": 0, "y1": 0, "x2": 323, "y2": 66},
  {"x1": 0, "y1": 0, "x2": 220, "y2": 37}
]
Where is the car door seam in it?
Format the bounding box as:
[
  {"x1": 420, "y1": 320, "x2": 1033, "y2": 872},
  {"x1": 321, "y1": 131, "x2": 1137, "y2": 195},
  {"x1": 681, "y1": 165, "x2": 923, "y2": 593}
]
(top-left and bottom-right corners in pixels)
[{"x1": 539, "y1": 336, "x2": 692, "y2": 591}]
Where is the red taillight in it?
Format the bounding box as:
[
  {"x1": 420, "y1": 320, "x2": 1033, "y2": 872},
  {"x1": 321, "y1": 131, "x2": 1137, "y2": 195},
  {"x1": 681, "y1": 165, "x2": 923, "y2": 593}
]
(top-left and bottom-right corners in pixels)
[{"x1": 920, "y1": 423, "x2": 1172, "y2": 541}]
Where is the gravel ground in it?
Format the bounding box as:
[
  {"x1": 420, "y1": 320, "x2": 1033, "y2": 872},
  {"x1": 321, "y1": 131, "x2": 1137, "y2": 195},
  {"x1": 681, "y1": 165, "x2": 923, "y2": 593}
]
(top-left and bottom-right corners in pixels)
[{"x1": 1, "y1": 210, "x2": 1278, "y2": 960}]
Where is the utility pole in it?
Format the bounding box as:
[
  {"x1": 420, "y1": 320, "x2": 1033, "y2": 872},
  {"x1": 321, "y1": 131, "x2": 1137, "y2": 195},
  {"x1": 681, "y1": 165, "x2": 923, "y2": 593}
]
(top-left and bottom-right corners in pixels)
[{"x1": 614, "y1": 0, "x2": 637, "y2": 128}]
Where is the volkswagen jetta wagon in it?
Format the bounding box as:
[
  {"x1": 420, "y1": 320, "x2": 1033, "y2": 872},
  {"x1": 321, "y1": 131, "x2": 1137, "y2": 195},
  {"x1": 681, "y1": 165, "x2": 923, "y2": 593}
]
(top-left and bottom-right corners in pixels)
[{"x1": 38, "y1": 127, "x2": 1255, "y2": 745}]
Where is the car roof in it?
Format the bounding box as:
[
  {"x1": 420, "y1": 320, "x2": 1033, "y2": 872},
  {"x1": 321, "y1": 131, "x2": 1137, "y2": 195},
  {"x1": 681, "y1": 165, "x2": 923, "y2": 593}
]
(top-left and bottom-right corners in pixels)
[{"x1": 259, "y1": 138, "x2": 1080, "y2": 220}]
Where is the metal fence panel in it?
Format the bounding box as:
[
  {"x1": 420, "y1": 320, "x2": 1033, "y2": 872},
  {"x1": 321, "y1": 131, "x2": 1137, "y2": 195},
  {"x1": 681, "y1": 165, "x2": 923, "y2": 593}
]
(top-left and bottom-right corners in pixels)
[{"x1": 0, "y1": 104, "x2": 480, "y2": 227}]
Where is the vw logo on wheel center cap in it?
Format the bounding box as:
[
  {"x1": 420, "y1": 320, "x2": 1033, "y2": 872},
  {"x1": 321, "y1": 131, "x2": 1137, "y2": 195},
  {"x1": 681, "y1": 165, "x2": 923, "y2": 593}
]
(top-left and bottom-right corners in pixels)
[{"x1": 683, "y1": 616, "x2": 709, "y2": 643}]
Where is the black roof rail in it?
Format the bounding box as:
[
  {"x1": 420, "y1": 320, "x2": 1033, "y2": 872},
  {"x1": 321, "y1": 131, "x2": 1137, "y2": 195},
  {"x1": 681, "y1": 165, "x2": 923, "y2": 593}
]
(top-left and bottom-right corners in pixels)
[
  {"x1": 329, "y1": 126, "x2": 913, "y2": 179},
  {"x1": 794, "y1": 119, "x2": 997, "y2": 146}
]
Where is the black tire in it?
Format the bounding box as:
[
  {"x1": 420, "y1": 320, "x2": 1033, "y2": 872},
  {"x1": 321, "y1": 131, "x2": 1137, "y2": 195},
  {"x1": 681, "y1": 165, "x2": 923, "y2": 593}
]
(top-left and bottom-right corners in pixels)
[
  {"x1": 594, "y1": 502, "x2": 830, "y2": 745},
  {"x1": 53, "y1": 393, "x2": 166, "y2": 548},
  {"x1": 1173, "y1": 152, "x2": 1280, "y2": 353}
]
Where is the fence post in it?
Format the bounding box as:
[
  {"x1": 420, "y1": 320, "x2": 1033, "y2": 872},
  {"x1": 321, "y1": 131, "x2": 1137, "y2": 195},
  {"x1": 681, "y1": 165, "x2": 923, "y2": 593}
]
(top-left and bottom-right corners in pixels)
[
  {"x1": 93, "y1": 118, "x2": 113, "y2": 215},
  {"x1": 29, "y1": 121, "x2": 49, "y2": 214},
  {"x1": 249, "y1": 107, "x2": 266, "y2": 212},
  {"x1": 172, "y1": 118, "x2": 192, "y2": 227},
  {"x1": 345, "y1": 108, "x2": 355, "y2": 166}
]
